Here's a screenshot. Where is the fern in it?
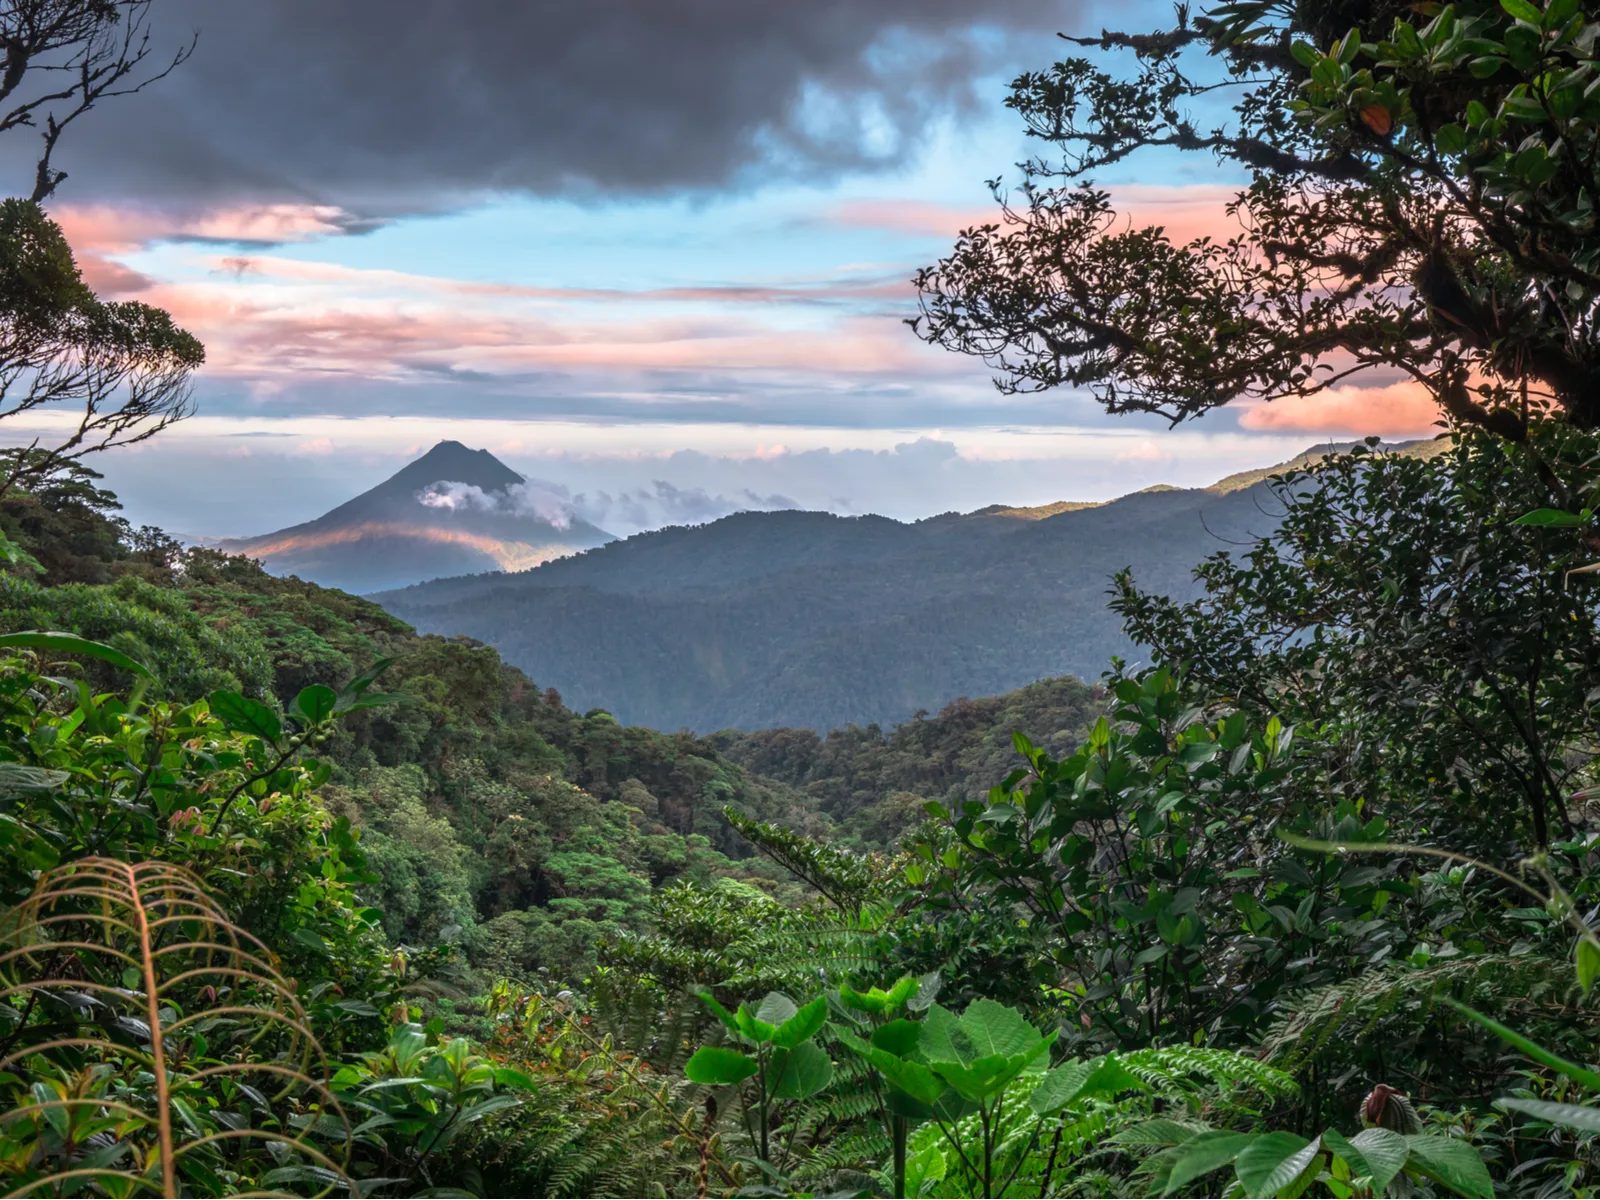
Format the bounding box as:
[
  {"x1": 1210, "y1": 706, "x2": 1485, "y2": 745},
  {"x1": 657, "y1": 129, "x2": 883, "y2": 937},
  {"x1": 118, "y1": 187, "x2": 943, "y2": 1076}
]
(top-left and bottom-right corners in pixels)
[
  {"x1": 0, "y1": 857, "x2": 351, "y2": 1196},
  {"x1": 1119, "y1": 1045, "x2": 1299, "y2": 1107},
  {"x1": 722, "y1": 806, "x2": 890, "y2": 914},
  {"x1": 1259, "y1": 954, "x2": 1578, "y2": 1071}
]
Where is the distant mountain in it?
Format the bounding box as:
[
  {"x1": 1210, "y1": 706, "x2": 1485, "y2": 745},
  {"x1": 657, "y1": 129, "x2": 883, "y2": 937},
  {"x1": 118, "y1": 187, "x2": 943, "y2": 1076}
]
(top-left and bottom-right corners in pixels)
[
  {"x1": 371, "y1": 438, "x2": 1441, "y2": 733},
  {"x1": 218, "y1": 441, "x2": 614, "y2": 594}
]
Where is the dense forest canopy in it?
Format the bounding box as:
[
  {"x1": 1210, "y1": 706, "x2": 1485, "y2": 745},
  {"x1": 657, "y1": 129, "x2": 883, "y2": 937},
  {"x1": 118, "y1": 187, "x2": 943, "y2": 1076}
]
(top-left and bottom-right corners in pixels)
[{"x1": 4, "y1": 2, "x2": 1600, "y2": 1199}]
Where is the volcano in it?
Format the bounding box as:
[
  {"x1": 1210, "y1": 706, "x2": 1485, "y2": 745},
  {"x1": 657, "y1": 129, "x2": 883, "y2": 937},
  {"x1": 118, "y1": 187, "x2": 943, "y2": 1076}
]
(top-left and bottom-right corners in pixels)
[{"x1": 219, "y1": 441, "x2": 613, "y2": 594}]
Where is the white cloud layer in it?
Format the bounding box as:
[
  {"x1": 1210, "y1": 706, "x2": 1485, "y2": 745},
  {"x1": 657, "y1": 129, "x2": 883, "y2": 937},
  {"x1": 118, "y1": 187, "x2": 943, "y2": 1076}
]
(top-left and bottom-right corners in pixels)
[{"x1": 63, "y1": 416, "x2": 1322, "y2": 541}]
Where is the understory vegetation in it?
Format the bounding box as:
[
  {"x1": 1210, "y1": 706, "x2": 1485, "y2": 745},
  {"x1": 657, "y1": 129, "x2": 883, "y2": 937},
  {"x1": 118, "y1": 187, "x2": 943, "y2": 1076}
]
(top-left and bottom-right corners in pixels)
[{"x1": 10, "y1": 0, "x2": 1600, "y2": 1196}]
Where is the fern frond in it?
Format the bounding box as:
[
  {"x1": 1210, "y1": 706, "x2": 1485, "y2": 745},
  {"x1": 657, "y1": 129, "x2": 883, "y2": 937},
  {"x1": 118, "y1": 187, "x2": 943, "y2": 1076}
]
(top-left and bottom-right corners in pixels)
[
  {"x1": 1119, "y1": 1045, "x2": 1299, "y2": 1106},
  {"x1": 1259, "y1": 954, "x2": 1578, "y2": 1071},
  {"x1": 0, "y1": 857, "x2": 351, "y2": 1197}
]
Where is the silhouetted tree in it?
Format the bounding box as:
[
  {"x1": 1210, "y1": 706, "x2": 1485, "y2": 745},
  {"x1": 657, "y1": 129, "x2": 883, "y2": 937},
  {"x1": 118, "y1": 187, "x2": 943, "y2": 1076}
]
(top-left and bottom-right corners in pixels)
[
  {"x1": 0, "y1": 2, "x2": 200, "y2": 494},
  {"x1": 915, "y1": 0, "x2": 1600, "y2": 442}
]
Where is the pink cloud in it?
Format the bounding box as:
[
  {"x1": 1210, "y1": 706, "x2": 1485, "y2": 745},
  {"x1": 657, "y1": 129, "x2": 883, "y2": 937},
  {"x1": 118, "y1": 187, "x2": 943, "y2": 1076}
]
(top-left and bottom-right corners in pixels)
[
  {"x1": 134, "y1": 270, "x2": 930, "y2": 384},
  {"x1": 825, "y1": 185, "x2": 1246, "y2": 247},
  {"x1": 1238, "y1": 381, "x2": 1443, "y2": 437},
  {"x1": 206, "y1": 253, "x2": 903, "y2": 307},
  {"x1": 52, "y1": 203, "x2": 361, "y2": 254}
]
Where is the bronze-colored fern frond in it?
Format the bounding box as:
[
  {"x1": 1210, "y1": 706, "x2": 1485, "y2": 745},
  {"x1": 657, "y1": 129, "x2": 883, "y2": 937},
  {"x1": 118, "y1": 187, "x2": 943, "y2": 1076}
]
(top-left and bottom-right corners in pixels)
[{"x1": 0, "y1": 857, "x2": 352, "y2": 1198}]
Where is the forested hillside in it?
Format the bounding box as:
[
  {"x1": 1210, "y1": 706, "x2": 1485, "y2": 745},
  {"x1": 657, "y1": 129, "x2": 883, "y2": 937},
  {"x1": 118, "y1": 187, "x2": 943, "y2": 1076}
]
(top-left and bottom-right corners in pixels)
[
  {"x1": 0, "y1": 475, "x2": 839, "y2": 981},
  {"x1": 376, "y1": 481, "x2": 1276, "y2": 731},
  {"x1": 712, "y1": 676, "x2": 1100, "y2": 845},
  {"x1": 373, "y1": 441, "x2": 1439, "y2": 733}
]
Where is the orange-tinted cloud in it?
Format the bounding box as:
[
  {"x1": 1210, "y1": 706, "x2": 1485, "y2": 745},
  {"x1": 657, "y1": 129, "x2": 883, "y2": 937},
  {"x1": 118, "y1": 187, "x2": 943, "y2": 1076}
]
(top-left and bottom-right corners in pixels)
[
  {"x1": 51, "y1": 203, "x2": 361, "y2": 253},
  {"x1": 1237, "y1": 381, "x2": 1443, "y2": 437},
  {"x1": 826, "y1": 185, "x2": 1245, "y2": 247}
]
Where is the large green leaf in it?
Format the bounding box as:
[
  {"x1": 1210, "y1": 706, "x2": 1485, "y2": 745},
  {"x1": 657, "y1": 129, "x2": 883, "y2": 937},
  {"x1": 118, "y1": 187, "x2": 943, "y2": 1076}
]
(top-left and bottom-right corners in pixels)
[
  {"x1": 1030, "y1": 1053, "x2": 1145, "y2": 1115},
  {"x1": 1165, "y1": 1131, "x2": 1255, "y2": 1196},
  {"x1": 770, "y1": 1040, "x2": 832, "y2": 1099},
  {"x1": 904, "y1": 1144, "x2": 946, "y2": 1196},
  {"x1": 934, "y1": 1052, "x2": 1029, "y2": 1103},
  {"x1": 684, "y1": 1046, "x2": 758, "y2": 1086},
  {"x1": 295, "y1": 683, "x2": 338, "y2": 724},
  {"x1": 208, "y1": 689, "x2": 282, "y2": 744},
  {"x1": 838, "y1": 1030, "x2": 944, "y2": 1106},
  {"x1": 694, "y1": 988, "x2": 744, "y2": 1038},
  {"x1": 754, "y1": 991, "x2": 798, "y2": 1025},
  {"x1": 0, "y1": 631, "x2": 152, "y2": 679},
  {"x1": 1234, "y1": 1131, "x2": 1318, "y2": 1198},
  {"x1": 918, "y1": 1003, "x2": 967, "y2": 1065},
  {"x1": 771, "y1": 995, "x2": 827, "y2": 1049},
  {"x1": 869, "y1": 1018, "x2": 922, "y2": 1059},
  {"x1": 1348, "y1": 1128, "x2": 1409, "y2": 1195},
  {"x1": 838, "y1": 982, "x2": 889, "y2": 1014},
  {"x1": 1496, "y1": 1097, "x2": 1600, "y2": 1133},
  {"x1": 958, "y1": 998, "x2": 1042, "y2": 1059},
  {"x1": 1403, "y1": 1134, "x2": 1495, "y2": 1197},
  {"x1": 1029, "y1": 1061, "x2": 1092, "y2": 1115},
  {"x1": 1512, "y1": 507, "x2": 1585, "y2": 526}
]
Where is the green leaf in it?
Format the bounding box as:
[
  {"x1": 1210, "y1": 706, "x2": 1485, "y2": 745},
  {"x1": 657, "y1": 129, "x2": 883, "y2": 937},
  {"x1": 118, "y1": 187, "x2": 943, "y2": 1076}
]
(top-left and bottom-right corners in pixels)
[
  {"x1": 770, "y1": 1040, "x2": 832, "y2": 1099},
  {"x1": 1578, "y1": 938, "x2": 1600, "y2": 993},
  {"x1": 0, "y1": 631, "x2": 152, "y2": 679},
  {"x1": 1513, "y1": 507, "x2": 1585, "y2": 526},
  {"x1": 838, "y1": 1029, "x2": 945, "y2": 1107},
  {"x1": 1337, "y1": 27, "x2": 1361, "y2": 64},
  {"x1": 772, "y1": 995, "x2": 827, "y2": 1049},
  {"x1": 1348, "y1": 1128, "x2": 1409, "y2": 1195},
  {"x1": 1235, "y1": 1131, "x2": 1318, "y2": 1197},
  {"x1": 935, "y1": 1052, "x2": 1029, "y2": 1103},
  {"x1": 1321, "y1": 1129, "x2": 1372, "y2": 1185},
  {"x1": 335, "y1": 655, "x2": 401, "y2": 711},
  {"x1": 870, "y1": 1018, "x2": 922, "y2": 1059},
  {"x1": 1030, "y1": 1054, "x2": 1145, "y2": 1115},
  {"x1": 1166, "y1": 1132, "x2": 1255, "y2": 1195},
  {"x1": 295, "y1": 683, "x2": 338, "y2": 724},
  {"x1": 919, "y1": 1004, "x2": 966, "y2": 1065},
  {"x1": 1496, "y1": 1098, "x2": 1600, "y2": 1132},
  {"x1": 1501, "y1": 0, "x2": 1544, "y2": 22},
  {"x1": 209, "y1": 690, "x2": 283, "y2": 743},
  {"x1": 1403, "y1": 1134, "x2": 1494, "y2": 1198},
  {"x1": 1290, "y1": 40, "x2": 1320, "y2": 67},
  {"x1": 492, "y1": 1067, "x2": 537, "y2": 1091},
  {"x1": 883, "y1": 974, "x2": 920, "y2": 1010},
  {"x1": 1434, "y1": 123, "x2": 1468, "y2": 154},
  {"x1": 1447, "y1": 999, "x2": 1600, "y2": 1091},
  {"x1": 904, "y1": 1143, "x2": 946, "y2": 1195},
  {"x1": 684, "y1": 1046, "x2": 758, "y2": 1086},
  {"x1": 456, "y1": 1093, "x2": 521, "y2": 1125},
  {"x1": 957, "y1": 998, "x2": 1044, "y2": 1059},
  {"x1": 837, "y1": 982, "x2": 887, "y2": 1014},
  {"x1": 754, "y1": 991, "x2": 798, "y2": 1027}
]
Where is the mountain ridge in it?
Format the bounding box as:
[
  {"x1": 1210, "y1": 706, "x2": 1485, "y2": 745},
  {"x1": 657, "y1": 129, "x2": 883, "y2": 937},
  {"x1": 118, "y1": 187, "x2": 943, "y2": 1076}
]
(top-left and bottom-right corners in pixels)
[
  {"x1": 373, "y1": 440, "x2": 1434, "y2": 731},
  {"x1": 218, "y1": 440, "x2": 613, "y2": 594}
]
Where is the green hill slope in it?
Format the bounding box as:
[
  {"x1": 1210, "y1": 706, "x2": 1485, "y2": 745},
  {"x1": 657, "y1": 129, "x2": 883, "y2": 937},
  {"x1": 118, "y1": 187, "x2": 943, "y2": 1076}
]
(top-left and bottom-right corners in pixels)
[{"x1": 370, "y1": 459, "x2": 1312, "y2": 731}]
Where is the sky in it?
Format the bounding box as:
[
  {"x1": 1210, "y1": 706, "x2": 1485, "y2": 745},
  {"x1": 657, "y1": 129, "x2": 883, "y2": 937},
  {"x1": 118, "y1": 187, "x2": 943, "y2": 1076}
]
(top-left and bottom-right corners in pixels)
[{"x1": 2, "y1": 0, "x2": 1443, "y2": 538}]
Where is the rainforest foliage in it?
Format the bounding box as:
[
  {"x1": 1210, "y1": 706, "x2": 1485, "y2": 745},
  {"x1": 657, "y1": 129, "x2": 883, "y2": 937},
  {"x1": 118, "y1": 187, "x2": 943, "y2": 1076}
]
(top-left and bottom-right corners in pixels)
[{"x1": 9, "y1": 0, "x2": 1600, "y2": 1197}]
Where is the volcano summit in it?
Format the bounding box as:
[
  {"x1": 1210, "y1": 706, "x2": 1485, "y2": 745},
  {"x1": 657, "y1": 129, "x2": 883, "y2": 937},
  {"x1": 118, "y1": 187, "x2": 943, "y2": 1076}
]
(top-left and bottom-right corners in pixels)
[{"x1": 219, "y1": 441, "x2": 613, "y2": 593}]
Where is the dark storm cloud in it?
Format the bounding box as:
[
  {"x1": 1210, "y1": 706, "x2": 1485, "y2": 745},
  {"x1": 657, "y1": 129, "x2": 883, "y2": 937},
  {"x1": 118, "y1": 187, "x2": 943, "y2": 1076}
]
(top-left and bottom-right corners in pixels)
[{"x1": 27, "y1": 0, "x2": 1078, "y2": 215}]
